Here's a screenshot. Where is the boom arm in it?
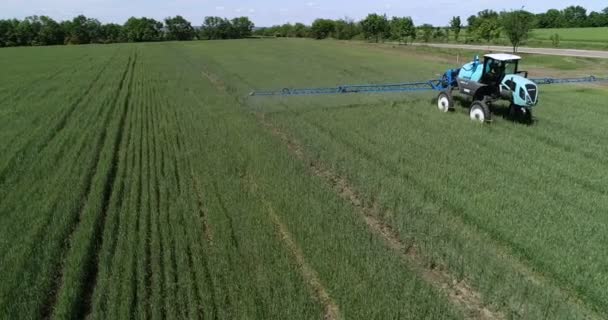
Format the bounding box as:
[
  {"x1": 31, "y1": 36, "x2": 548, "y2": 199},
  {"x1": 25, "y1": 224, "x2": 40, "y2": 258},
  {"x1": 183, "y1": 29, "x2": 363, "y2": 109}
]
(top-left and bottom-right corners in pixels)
[{"x1": 250, "y1": 75, "x2": 608, "y2": 97}]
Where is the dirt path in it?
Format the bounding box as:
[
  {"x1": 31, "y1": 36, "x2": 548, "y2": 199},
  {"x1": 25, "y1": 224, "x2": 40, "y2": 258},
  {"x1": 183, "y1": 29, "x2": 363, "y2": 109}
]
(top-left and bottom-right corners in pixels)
[
  {"x1": 256, "y1": 113, "x2": 504, "y2": 320},
  {"x1": 412, "y1": 43, "x2": 608, "y2": 59}
]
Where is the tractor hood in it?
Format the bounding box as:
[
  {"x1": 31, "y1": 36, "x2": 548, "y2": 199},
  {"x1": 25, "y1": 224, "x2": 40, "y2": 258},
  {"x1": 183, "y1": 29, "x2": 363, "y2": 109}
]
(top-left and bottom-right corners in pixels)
[{"x1": 501, "y1": 75, "x2": 538, "y2": 108}]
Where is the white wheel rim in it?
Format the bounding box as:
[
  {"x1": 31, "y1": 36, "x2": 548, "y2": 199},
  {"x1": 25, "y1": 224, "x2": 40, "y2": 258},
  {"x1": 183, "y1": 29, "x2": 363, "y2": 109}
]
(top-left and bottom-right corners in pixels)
[
  {"x1": 438, "y1": 96, "x2": 449, "y2": 112},
  {"x1": 470, "y1": 107, "x2": 485, "y2": 122}
]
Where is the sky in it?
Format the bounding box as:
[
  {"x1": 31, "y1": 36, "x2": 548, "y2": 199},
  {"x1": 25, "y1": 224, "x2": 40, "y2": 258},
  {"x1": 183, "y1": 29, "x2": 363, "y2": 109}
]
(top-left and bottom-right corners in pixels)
[{"x1": 0, "y1": 0, "x2": 605, "y2": 26}]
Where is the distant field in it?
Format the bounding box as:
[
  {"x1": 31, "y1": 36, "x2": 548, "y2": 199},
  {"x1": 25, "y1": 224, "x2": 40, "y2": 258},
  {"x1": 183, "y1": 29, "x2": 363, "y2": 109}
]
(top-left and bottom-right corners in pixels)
[
  {"x1": 1, "y1": 39, "x2": 608, "y2": 319},
  {"x1": 440, "y1": 27, "x2": 608, "y2": 50},
  {"x1": 530, "y1": 27, "x2": 608, "y2": 42}
]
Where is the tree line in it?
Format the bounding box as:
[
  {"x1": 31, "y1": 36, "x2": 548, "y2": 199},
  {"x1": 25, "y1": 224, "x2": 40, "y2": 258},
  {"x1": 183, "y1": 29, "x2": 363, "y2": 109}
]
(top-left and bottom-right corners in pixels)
[
  {"x1": 0, "y1": 15, "x2": 254, "y2": 47},
  {"x1": 1, "y1": 5, "x2": 607, "y2": 48}
]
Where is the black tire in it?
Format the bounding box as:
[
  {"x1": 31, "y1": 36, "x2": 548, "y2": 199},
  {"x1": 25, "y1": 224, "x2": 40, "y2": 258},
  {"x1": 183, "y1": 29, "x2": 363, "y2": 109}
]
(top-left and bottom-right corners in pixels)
[
  {"x1": 509, "y1": 104, "x2": 534, "y2": 125},
  {"x1": 469, "y1": 100, "x2": 491, "y2": 122},
  {"x1": 437, "y1": 91, "x2": 454, "y2": 113},
  {"x1": 523, "y1": 109, "x2": 533, "y2": 125}
]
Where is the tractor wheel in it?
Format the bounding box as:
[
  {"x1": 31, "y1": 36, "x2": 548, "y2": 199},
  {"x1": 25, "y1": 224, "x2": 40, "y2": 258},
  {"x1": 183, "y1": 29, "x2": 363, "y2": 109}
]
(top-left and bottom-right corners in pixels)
[
  {"x1": 509, "y1": 104, "x2": 534, "y2": 125},
  {"x1": 469, "y1": 100, "x2": 491, "y2": 123},
  {"x1": 437, "y1": 91, "x2": 453, "y2": 113},
  {"x1": 523, "y1": 109, "x2": 533, "y2": 125}
]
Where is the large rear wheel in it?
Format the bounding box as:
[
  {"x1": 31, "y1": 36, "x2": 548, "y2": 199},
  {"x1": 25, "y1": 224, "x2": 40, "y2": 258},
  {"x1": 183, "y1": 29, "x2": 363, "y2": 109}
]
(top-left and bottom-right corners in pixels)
[
  {"x1": 469, "y1": 100, "x2": 491, "y2": 123},
  {"x1": 437, "y1": 91, "x2": 454, "y2": 113}
]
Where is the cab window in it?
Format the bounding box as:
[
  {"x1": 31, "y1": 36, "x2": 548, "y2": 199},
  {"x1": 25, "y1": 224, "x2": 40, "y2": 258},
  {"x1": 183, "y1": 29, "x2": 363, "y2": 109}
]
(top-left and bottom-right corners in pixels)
[{"x1": 504, "y1": 61, "x2": 518, "y2": 75}]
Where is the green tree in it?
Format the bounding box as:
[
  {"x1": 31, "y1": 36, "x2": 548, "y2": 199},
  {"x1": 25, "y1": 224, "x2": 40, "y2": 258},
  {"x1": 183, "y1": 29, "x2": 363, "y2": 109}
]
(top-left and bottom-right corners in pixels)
[
  {"x1": 231, "y1": 17, "x2": 254, "y2": 38},
  {"x1": 586, "y1": 11, "x2": 605, "y2": 27},
  {"x1": 537, "y1": 9, "x2": 566, "y2": 28},
  {"x1": 15, "y1": 17, "x2": 40, "y2": 45},
  {"x1": 123, "y1": 17, "x2": 163, "y2": 42},
  {"x1": 432, "y1": 27, "x2": 445, "y2": 41},
  {"x1": 61, "y1": 15, "x2": 103, "y2": 44},
  {"x1": 390, "y1": 17, "x2": 415, "y2": 44},
  {"x1": 293, "y1": 23, "x2": 309, "y2": 37},
  {"x1": 501, "y1": 10, "x2": 535, "y2": 52},
  {"x1": 63, "y1": 15, "x2": 90, "y2": 44},
  {"x1": 164, "y1": 15, "x2": 195, "y2": 40},
  {"x1": 38, "y1": 16, "x2": 64, "y2": 45},
  {"x1": 450, "y1": 16, "x2": 462, "y2": 41},
  {"x1": 420, "y1": 24, "x2": 433, "y2": 43},
  {"x1": 0, "y1": 19, "x2": 20, "y2": 47},
  {"x1": 550, "y1": 33, "x2": 560, "y2": 47},
  {"x1": 361, "y1": 13, "x2": 389, "y2": 42},
  {"x1": 477, "y1": 18, "x2": 500, "y2": 43},
  {"x1": 563, "y1": 5, "x2": 587, "y2": 27},
  {"x1": 200, "y1": 16, "x2": 233, "y2": 39},
  {"x1": 333, "y1": 18, "x2": 360, "y2": 40},
  {"x1": 100, "y1": 23, "x2": 124, "y2": 43},
  {"x1": 310, "y1": 19, "x2": 335, "y2": 39}
]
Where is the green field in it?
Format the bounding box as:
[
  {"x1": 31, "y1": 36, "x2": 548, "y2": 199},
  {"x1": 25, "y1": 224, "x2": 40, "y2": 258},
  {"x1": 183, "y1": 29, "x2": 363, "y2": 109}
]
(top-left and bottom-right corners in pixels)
[
  {"x1": 1, "y1": 38, "x2": 607, "y2": 319},
  {"x1": 441, "y1": 27, "x2": 608, "y2": 50},
  {"x1": 530, "y1": 27, "x2": 608, "y2": 42}
]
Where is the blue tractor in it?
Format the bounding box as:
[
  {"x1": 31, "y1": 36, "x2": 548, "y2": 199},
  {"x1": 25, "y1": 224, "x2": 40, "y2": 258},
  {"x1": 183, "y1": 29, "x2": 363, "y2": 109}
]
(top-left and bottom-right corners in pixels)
[{"x1": 437, "y1": 53, "x2": 539, "y2": 123}]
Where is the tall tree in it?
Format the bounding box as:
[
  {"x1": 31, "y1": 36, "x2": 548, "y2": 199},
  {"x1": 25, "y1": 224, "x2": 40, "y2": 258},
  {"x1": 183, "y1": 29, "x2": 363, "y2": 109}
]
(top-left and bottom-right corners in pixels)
[
  {"x1": 563, "y1": 6, "x2": 587, "y2": 27},
  {"x1": 501, "y1": 10, "x2": 535, "y2": 52},
  {"x1": 123, "y1": 17, "x2": 163, "y2": 42},
  {"x1": 164, "y1": 15, "x2": 195, "y2": 40},
  {"x1": 38, "y1": 16, "x2": 64, "y2": 45},
  {"x1": 15, "y1": 17, "x2": 40, "y2": 45},
  {"x1": 390, "y1": 17, "x2": 415, "y2": 44},
  {"x1": 450, "y1": 16, "x2": 462, "y2": 41},
  {"x1": 200, "y1": 16, "x2": 235, "y2": 39},
  {"x1": 293, "y1": 23, "x2": 309, "y2": 38},
  {"x1": 310, "y1": 19, "x2": 335, "y2": 39},
  {"x1": 477, "y1": 18, "x2": 501, "y2": 43},
  {"x1": 100, "y1": 23, "x2": 124, "y2": 43},
  {"x1": 61, "y1": 15, "x2": 102, "y2": 44},
  {"x1": 420, "y1": 24, "x2": 434, "y2": 42},
  {"x1": 231, "y1": 17, "x2": 254, "y2": 38},
  {"x1": 333, "y1": 18, "x2": 359, "y2": 40},
  {"x1": 537, "y1": 9, "x2": 565, "y2": 28},
  {"x1": 361, "y1": 13, "x2": 389, "y2": 42},
  {"x1": 0, "y1": 19, "x2": 20, "y2": 47}
]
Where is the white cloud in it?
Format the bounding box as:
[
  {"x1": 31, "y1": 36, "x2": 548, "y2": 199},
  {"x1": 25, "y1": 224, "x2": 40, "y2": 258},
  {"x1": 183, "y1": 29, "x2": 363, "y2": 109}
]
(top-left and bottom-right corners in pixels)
[{"x1": 215, "y1": 6, "x2": 225, "y2": 11}]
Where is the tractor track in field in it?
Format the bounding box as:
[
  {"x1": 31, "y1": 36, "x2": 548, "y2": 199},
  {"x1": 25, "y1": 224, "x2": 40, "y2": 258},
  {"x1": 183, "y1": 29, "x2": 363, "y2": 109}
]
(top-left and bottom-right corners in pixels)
[
  {"x1": 0, "y1": 51, "x2": 117, "y2": 189},
  {"x1": 201, "y1": 60, "x2": 601, "y2": 318},
  {"x1": 39, "y1": 52, "x2": 136, "y2": 320},
  {"x1": 199, "y1": 66, "x2": 498, "y2": 317},
  {"x1": 256, "y1": 112, "x2": 502, "y2": 320},
  {"x1": 81, "y1": 50, "x2": 136, "y2": 317},
  {"x1": 298, "y1": 112, "x2": 605, "y2": 319},
  {"x1": 74, "y1": 50, "x2": 137, "y2": 319},
  {"x1": 190, "y1": 168, "x2": 215, "y2": 245},
  {"x1": 245, "y1": 178, "x2": 341, "y2": 320},
  {"x1": 295, "y1": 112, "x2": 605, "y2": 320}
]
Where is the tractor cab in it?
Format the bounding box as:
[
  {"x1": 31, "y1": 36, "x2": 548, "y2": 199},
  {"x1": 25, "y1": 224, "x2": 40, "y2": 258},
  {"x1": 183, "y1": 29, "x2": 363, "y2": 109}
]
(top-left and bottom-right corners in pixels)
[{"x1": 480, "y1": 53, "x2": 521, "y2": 85}]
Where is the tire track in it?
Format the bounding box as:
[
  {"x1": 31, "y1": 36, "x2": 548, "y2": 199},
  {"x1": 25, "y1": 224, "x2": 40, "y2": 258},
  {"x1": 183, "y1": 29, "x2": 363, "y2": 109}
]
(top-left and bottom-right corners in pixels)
[
  {"x1": 258, "y1": 192, "x2": 341, "y2": 320},
  {"x1": 75, "y1": 50, "x2": 137, "y2": 319},
  {"x1": 39, "y1": 52, "x2": 135, "y2": 320},
  {"x1": 256, "y1": 113, "x2": 503, "y2": 320},
  {"x1": 298, "y1": 111, "x2": 604, "y2": 319},
  {"x1": 190, "y1": 171, "x2": 215, "y2": 244},
  {"x1": 0, "y1": 51, "x2": 118, "y2": 187}
]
